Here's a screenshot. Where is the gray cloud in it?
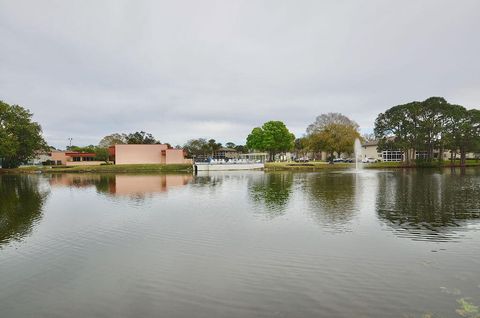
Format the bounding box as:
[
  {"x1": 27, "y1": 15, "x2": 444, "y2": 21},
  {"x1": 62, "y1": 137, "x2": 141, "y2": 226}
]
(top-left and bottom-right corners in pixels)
[{"x1": 1, "y1": 0, "x2": 479, "y2": 149}]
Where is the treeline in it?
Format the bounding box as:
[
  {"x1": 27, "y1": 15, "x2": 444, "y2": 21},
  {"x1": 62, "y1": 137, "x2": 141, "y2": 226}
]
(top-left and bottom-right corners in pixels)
[
  {"x1": 2, "y1": 97, "x2": 479, "y2": 168},
  {"x1": 374, "y1": 97, "x2": 480, "y2": 165},
  {"x1": 182, "y1": 139, "x2": 247, "y2": 158}
]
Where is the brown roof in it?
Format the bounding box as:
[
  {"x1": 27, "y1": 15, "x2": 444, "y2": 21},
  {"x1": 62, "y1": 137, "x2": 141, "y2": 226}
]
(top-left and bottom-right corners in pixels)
[
  {"x1": 362, "y1": 140, "x2": 379, "y2": 146},
  {"x1": 216, "y1": 148, "x2": 238, "y2": 152}
]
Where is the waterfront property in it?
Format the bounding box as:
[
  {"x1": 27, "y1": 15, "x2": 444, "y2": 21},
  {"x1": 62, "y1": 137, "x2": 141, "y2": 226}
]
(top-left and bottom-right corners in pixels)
[
  {"x1": 214, "y1": 147, "x2": 238, "y2": 160},
  {"x1": 50, "y1": 151, "x2": 105, "y2": 166},
  {"x1": 361, "y1": 140, "x2": 479, "y2": 162},
  {"x1": 2, "y1": 169, "x2": 480, "y2": 318},
  {"x1": 108, "y1": 144, "x2": 190, "y2": 165}
]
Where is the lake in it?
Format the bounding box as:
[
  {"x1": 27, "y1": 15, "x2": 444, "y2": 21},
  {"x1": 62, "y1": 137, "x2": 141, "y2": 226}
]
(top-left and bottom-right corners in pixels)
[{"x1": 1, "y1": 169, "x2": 480, "y2": 318}]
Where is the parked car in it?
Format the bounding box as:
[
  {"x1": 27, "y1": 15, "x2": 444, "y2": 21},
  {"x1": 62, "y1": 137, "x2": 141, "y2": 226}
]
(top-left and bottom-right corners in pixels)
[
  {"x1": 333, "y1": 158, "x2": 344, "y2": 163},
  {"x1": 344, "y1": 158, "x2": 354, "y2": 163},
  {"x1": 295, "y1": 157, "x2": 309, "y2": 163},
  {"x1": 362, "y1": 157, "x2": 378, "y2": 163}
]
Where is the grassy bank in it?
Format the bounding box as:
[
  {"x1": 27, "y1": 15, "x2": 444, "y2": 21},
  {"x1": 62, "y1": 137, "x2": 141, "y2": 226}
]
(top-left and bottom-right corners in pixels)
[
  {"x1": 265, "y1": 161, "x2": 480, "y2": 171},
  {"x1": 0, "y1": 163, "x2": 193, "y2": 174}
]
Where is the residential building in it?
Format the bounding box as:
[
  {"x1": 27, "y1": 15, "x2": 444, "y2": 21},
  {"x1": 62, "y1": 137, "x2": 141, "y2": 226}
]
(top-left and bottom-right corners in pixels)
[
  {"x1": 362, "y1": 140, "x2": 478, "y2": 162},
  {"x1": 214, "y1": 148, "x2": 238, "y2": 160},
  {"x1": 362, "y1": 141, "x2": 384, "y2": 161}
]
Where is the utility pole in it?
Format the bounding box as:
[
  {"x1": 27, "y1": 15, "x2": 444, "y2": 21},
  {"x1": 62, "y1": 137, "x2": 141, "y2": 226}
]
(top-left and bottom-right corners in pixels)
[{"x1": 67, "y1": 138, "x2": 73, "y2": 149}]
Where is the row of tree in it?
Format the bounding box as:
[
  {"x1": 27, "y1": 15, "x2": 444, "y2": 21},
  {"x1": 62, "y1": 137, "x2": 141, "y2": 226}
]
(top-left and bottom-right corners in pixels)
[
  {"x1": 374, "y1": 97, "x2": 480, "y2": 165},
  {"x1": 2, "y1": 97, "x2": 479, "y2": 167},
  {"x1": 182, "y1": 139, "x2": 247, "y2": 158},
  {"x1": 244, "y1": 114, "x2": 363, "y2": 161},
  {"x1": 98, "y1": 131, "x2": 161, "y2": 147}
]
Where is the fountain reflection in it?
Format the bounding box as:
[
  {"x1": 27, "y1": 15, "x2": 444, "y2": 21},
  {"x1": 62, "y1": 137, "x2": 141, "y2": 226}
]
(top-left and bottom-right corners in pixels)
[
  {"x1": 49, "y1": 173, "x2": 192, "y2": 199},
  {"x1": 376, "y1": 169, "x2": 480, "y2": 242},
  {"x1": 0, "y1": 175, "x2": 50, "y2": 247}
]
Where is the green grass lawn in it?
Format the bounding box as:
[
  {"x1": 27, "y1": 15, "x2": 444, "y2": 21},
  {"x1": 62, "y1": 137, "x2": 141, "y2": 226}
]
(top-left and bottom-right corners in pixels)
[
  {"x1": 265, "y1": 160, "x2": 480, "y2": 171},
  {"x1": 2, "y1": 160, "x2": 479, "y2": 174},
  {"x1": 1, "y1": 163, "x2": 193, "y2": 174},
  {"x1": 265, "y1": 161, "x2": 355, "y2": 170}
]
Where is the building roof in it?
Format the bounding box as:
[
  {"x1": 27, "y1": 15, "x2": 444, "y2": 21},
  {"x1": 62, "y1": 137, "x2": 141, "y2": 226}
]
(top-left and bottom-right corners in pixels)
[
  {"x1": 362, "y1": 140, "x2": 379, "y2": 147},
  {"x1": 65, "y1": 152, "x2": 96, "y2": 157},
  {"x1": 216, "y1": 147, "x2": 238, "y2": 152}
]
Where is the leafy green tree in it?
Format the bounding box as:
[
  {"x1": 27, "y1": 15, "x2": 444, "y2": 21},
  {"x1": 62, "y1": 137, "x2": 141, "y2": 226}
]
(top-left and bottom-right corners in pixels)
[
  {"x1": 308, "y1": 122, "x2": 360, "y2": 158},
  {"x1": 445, "y1": 108, "x2": 480, "y2": 165},
  {"x1": 207, "y1": 139, "x2": 222, "y2": 156},
  {"x1": 94, "y1": 147, "x2": 110, "y2": 162},
  {"x1": 307, "y1": 112, "x2": 359, "y2": 135},
  {"x1": 0, "y1": 101, "x2": 47, "y2": 168},
  {"x1": 246, "y1": 121, "x2": 295, "y2": 161},
  {"x1": 183, "y1": 138, "x2": 210, "y2": 158},
  {"x1": 234, "y1": 145, "x2": 248, "y2": 153},
  {"x1": 294, "y1": 137, "x2": 309, "y2": 158},
  {"x1": 98, "y1": 133, "x2": 127, "y2": 147},
  {"x1": 375, "y1": 97, "x2": 480, "y2": 166},
  {"x1": 65, "y1": 145, "x2": 110, "y2": 162},
  {"x1": 246, "y1": 127, "x2": 265, "y2": 151},
  {"x1": 306, "y1": 113, "x2": 360, "y2": 159},
  {"x1": 125, "y1": 131, "x2": 159, "y2": 144},
  {"x1": 375, "y1": 103, "x2": 418, "y2": 164},
  {"x1": 225, "y1": 142, "x2": 236, "y2": 149}
]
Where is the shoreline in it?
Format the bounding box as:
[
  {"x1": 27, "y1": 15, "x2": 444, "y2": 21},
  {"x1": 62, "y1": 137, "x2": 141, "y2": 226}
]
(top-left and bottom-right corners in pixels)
[
  {"x1": 264, "y1": 161, "x2": 480, "y2": 171},
  {"x1": 0, "y1": 163, "x2": 194, "y2": 174},
  {"x1": 1, "y1": 161, "x2": 479, "y2": 174}
]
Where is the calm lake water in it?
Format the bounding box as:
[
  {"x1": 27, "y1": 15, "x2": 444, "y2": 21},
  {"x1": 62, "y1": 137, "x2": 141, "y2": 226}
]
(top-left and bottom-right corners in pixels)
[{"x1": 1, "y1": 169, "x2": 480, "y2": 318}]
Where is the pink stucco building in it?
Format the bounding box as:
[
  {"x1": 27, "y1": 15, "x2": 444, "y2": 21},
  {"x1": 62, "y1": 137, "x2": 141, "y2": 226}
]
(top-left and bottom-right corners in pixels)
[
  {"x1": 108, "y1": 144, "x2": 190, "y2": 165},
  {"x1": 50, "y1": 151, "x2": 105, "y2": 166}
]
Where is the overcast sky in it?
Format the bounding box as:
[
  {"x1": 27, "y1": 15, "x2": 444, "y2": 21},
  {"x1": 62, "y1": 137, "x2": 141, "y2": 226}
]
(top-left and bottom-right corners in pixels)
[{"x1": 1, "y1": 0, "x2": 479, "y2": 149}]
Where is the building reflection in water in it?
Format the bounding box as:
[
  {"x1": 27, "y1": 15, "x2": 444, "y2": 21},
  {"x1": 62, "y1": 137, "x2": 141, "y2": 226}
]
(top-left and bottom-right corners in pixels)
[
  {"x1": 0, "y1": 175, "x2": 50, "y2": 247},
  {"x1": 376, "y1": 169, "x2": 480, "y2": 242},
  {"x1": 48, "y1": 174, "x2": 193, "y2": 199}
]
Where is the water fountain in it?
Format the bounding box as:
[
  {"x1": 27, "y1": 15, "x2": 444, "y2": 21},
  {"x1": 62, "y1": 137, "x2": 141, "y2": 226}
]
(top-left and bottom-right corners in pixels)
[{"x1": 354, "y1": 138, "x2": 362, "y2": 170}]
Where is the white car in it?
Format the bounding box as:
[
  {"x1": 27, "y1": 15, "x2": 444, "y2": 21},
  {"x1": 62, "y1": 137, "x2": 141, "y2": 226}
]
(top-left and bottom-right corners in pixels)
[{"x1": 362, "y1": 157, "x2": 378, "y2": 163}]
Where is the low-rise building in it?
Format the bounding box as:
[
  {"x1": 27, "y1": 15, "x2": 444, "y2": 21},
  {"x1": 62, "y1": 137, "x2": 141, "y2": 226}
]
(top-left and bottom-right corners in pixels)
[
  {"x1": 362, "y1": 141, "x2": 384, "y2": 161},
  {"x1": 51, "y1": 151, "x2": 105, "y2": 166},
  {"x1": 214, "y1": 148, "x2": 238, "y2": 160},
  {"x1": 362, "y1": 140, "x2": 479, "y2": 162},
  {"x1": 108, "y1": 144, "x2": 190, "y2": 165}
]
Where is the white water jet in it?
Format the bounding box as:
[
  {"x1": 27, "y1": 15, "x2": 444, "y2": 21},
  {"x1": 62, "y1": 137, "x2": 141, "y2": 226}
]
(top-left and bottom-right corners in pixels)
[{"x1": 354, "y1": 138, "x2": 362, "y2": 170}]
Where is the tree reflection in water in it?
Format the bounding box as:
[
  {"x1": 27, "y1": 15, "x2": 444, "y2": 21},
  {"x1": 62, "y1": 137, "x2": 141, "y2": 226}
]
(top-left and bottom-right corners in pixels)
[
  {"x1": 376, "y1": 169, "x2": 480, "y2": 241},
  {"x1": 0, "y1": 175, "x2": 49, "y2": 246},
  {"x1": 304, "y1": 172, "x2": 358, "y2": 231},
  {"x1": 248, "y1": 172, "x2": 293, "y2": 219}
]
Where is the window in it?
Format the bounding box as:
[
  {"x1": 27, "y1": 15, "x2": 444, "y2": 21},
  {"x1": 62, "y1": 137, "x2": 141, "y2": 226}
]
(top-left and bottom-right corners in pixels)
[
  {"x1": 415, "y1": 151, "x2": 428, "y2": 160},
  {"x1": 73, "y1": 156, "x2": 81, "y2": 162},
  {"x1": 382, "y1": 151, "x2": 403, "y2": 162}
]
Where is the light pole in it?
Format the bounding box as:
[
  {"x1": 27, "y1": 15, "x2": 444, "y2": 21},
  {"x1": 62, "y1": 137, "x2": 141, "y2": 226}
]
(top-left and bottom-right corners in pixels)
[{"x1": 67, "y1": 138, "x2": 73, "y2": 149}]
